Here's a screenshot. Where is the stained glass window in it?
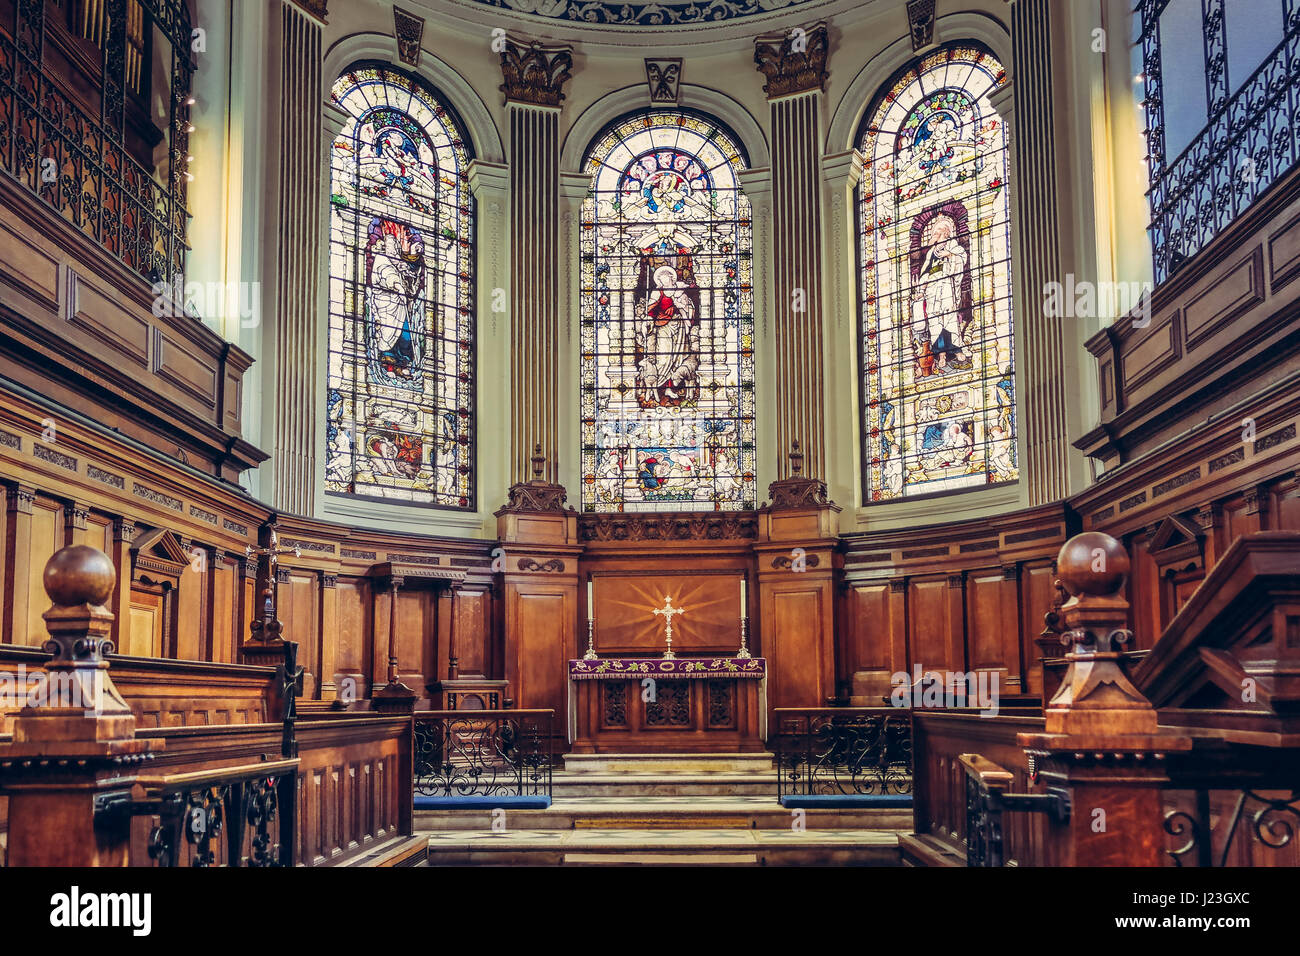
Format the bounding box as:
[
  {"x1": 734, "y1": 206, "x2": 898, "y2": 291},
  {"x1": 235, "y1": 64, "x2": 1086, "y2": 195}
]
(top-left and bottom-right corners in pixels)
[
  {"x1": 579, "y1": 110, "x2": 756, "y2": 512},
  {"x1": 325, "y1": 64, "x2": 474, "y2": 509},
  {"x1": 858, "y1": 45, "x2": 1017, "y2": 503}
]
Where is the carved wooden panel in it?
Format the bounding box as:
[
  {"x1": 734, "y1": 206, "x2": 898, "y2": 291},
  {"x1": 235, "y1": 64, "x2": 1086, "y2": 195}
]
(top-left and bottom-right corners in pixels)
[{"x1": 592, "y1": 571, "x2": 743, "y2": 655}]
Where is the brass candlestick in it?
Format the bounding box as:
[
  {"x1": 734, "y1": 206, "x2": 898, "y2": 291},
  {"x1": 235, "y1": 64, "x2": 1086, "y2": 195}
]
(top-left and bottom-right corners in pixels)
[
  {"x1": 736, "y1": 617, "x2": 752, "y2": 660},
  {"x1": 583, "y1": 618, "x2": 598, "y2": 660}
]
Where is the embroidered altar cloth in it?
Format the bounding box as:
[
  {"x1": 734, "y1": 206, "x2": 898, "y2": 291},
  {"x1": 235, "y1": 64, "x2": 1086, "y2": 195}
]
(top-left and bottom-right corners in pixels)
[{"x1": 568, "y1": 657, "x2": 766, "y2": 680}]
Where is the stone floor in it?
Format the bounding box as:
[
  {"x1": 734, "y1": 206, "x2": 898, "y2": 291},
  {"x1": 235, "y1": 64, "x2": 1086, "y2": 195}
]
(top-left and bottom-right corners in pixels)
[{"x1": 423, "y1": 825, "x2": 902, "y2": 866}]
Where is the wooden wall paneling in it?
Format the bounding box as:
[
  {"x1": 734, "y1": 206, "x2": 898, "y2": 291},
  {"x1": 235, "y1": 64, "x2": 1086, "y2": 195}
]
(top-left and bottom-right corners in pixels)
[
  {"x1": 505, "y1": 580, "x2": 571, "y2": 719},
  {"x1": 3, "y1": 484, "x2": 33, "y2": 645},
  {"x1": 763, "y1": 579, "x2": 835, "y2": 713},
  {"x1": 1019, "y1": 560, "x2": 1055, "y2": 697},
  {"x1": 946, "y1": 574, "x2": 968, "y2": 676},
  {"x1": 908, "y1": 577, "x2": 950, "y2": 675},
  {"x1": 174, "y1": 537, "x2": 206, "y2": 661},
  {"x1": 24, "y1": 493, "x2": 60, "y2": 645},
  {"x1": 846, "y1": 581, "x2": 890, "y2": 701},
  {"x1": 1126, "y1": 532, "x2": 1161, "y2": 649},
  {"x1": 966, "y1": 567, "x2": 1013, "y2": 686},
  {"x1": 207, "y1": 551, "x2": 233, "y2": 664},
  {"x1": 453, "y1": 588, "x2": 490, "y2": 678},
  {"x1": 279, "y1": 568, "x2": 320, "y2": 696},
  {"x1": 1269, "y1": 475, "x2": 1300, "y2": 530},
  {"x1": 336, "y1": 576, "x2": 371, "y2": 698},
  {"x1": 318, "y1": 573, "x2": 338, "y2": 699}
]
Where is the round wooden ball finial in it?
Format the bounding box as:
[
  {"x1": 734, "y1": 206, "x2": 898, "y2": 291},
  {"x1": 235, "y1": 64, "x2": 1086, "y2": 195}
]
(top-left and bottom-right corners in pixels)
[
  {"x1": 43, "y1": 544, "x2": 117, "y2": 608},
  {"x1": 1056, "y1": 531, "x2": 1128, "y2": 597}
]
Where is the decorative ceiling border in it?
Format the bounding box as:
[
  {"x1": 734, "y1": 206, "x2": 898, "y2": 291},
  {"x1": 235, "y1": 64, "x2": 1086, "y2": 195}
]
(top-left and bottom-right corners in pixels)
[{"x1": 448, "y1": 0, "x2": 819, "y2": 28}]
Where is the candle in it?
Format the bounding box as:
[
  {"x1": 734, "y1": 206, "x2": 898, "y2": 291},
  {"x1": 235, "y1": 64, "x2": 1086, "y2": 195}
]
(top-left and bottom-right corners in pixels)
[
  {"x1": 739, "y1": 576, "x2": 747, "y2": 618},
  {"x1": 587, "y1": 580, "x2": 594, "y2": 619}
]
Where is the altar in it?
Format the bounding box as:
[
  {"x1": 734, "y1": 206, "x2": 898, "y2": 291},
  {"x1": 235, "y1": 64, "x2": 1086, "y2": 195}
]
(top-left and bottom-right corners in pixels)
[{"x1": 567, "y1": 657, "x2": 767, "y2": 754}]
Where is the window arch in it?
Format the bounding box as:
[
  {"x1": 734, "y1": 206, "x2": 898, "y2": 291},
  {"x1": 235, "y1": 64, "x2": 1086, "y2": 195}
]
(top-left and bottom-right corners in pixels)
[
  {"x1": 579, "y1": 110, "x2": 756, "y2": 512},
  {"x1": 325, "y1": 63, "x2": 475, "y2": 509},
  {"x1": 858, "y1": 44, "x2": 1017, "y2": 503}
]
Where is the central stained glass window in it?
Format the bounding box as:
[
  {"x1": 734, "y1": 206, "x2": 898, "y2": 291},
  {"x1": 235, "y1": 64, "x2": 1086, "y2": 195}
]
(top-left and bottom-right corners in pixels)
[
  {"x1": 325, "y1": 64, "x2": 474, "y2": 509},
  {"x1": 859, "y1": 44, "x2": 1017, "y2": 502},
  {"x1": 579, "y1": 110, "x2": 756, "y2": 512}
]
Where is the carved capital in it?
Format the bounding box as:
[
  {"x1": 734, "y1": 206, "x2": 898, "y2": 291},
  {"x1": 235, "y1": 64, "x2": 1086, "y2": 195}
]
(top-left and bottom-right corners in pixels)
[
  {"x1": 113, "y1": 518, "x2": 137, "y2": 544},
  {"x1": 754, "y1": 23, "x2": 828, "y2": 99},
  {"x1": 499, "y1": 39, "x2": 573, "y2": 107},
  {"x1": 64, "y1": 502, "x2": 89, "y2": 531},
  {"x1": 6, "y1": 484, "x2": 35, "y2": 515}
]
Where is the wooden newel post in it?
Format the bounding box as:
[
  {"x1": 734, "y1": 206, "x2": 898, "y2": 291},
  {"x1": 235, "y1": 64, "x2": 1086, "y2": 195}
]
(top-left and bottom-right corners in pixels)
[
  {"x1": 0, "y1": 545, "x2": 156, "y2": 866},
  {"x1": 1018, "y1": 531, "x2": 1190, "y2": 866}
]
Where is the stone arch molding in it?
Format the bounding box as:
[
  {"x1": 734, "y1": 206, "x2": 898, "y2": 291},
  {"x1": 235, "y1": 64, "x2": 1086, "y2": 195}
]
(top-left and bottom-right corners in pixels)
[
  {"x1": 825, "y1": 11, "x2": 1011, "y2": 155},
  {"x1": 322, "y1": 32, "x2": 505, "y2": 163},
  {"x1": 559, "y1": 83, "x2": 770, "y2": 173}
]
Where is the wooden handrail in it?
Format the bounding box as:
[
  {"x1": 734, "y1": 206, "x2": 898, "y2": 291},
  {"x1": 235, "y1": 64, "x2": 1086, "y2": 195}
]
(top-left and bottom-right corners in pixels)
[
  {"x1": 133, "y1": 758, "x2": 299, "y2": 797},
  {"x1": 958, "y1": 753, "x2": 1014, "y2": 792}
]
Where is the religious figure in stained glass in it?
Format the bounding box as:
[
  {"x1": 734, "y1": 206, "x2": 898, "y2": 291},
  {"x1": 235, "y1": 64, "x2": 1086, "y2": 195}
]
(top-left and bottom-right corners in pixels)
[
  {"x1": 325, "y1": 64, "x2": 474, "y2": 508},
  {"x1": 859, "y1": 45, "x2": 1017, "y2": 502},
  {"x1": 580, "y1": 111, "x2": 756, "y2": 512}
]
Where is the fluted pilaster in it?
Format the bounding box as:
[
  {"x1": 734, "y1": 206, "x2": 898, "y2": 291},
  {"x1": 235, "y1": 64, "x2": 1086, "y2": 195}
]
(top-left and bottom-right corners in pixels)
[
  {"x1": 500, "y1": 39, "x2": 572, "y2": 485},
  {"x1": 756, "y1": 24, "x2": 830, "y2": 479},
  {"x1": 1006, "y1": 0, "x2": 1069, "y2": 503},
  {"x1": 270, "y1": 0, "x2": 323, "y2": 514}
]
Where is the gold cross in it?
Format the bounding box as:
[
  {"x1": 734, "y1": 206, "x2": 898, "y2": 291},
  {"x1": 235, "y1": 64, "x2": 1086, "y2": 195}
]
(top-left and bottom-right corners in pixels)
[{"x1": 653, "y1": 595, "x2": 686, "y2": 660}]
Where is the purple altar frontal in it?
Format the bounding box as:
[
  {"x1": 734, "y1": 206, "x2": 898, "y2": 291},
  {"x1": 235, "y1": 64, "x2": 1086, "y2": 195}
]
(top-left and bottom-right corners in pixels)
[{"x1": 568, "y1": 657, "x2": 766, "y2": 680}]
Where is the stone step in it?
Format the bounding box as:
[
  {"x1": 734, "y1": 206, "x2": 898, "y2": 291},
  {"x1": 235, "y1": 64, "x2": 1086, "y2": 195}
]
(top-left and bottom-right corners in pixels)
[
  {"x1": 561, "y1": 752, "x2": 776, "y2": 774},
  {"x1": 422, "y1": 827, "x2": 903, "y2": 866},
  {"x1": 551, "y1": 771, "x2": 776, "y2": 797},
  {"x1": 415, "y1": 796, "x2": 912, "y2": 831}
]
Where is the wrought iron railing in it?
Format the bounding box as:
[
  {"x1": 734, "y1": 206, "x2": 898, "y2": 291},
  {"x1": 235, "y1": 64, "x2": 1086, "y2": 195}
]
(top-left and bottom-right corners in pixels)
[
  {"x1": 0, "y1": 0, "x2": 195, "y2": 286},
  {"x1": 93, "y1": 641, "x2": 302, "y2": 866},
  {"x1": 414, "y1": 709, "x2": 553, "y2": 798},
  {"x1": 961, "y1": 752, "x2": 1068, "y2": 868},
  {"x1": 772, "y1": 707, "x2": 912, "y2": 797},
  {"x1": 1138, "y1": 0, "x2": 1300, "y2": 282},
  {"x1": 110, "y1": 759, "x2": 299, "y2": 867},
  {"x1": 1164, "y1": 789, "x2": 1300, "y2": 867}
]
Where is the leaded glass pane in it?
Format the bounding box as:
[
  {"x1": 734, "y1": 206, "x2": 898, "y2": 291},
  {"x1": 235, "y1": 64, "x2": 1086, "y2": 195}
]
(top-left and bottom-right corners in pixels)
[
  {"x1": 859, "y1": 45, "x2": 1017, "y2": 503},
  {"x1": 325, "y1": 64, "x2": 474, "y2": 509},
  {"x1": 579, "y1": 111, "x2": 757, "y2": 513}
]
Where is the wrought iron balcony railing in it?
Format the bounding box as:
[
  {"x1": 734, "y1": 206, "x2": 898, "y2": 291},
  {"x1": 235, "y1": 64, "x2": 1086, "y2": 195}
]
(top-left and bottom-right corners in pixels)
[
  {"x1": 772, "y1": 707, "x2": 912, "y2": 797},
  {"x1": 0, "y1": 0, "x2": 194, "y2": 287},
  {"x1": 414, "y1": 709, "x2": 554, "y2": 798},
  {"x1": 1139, "y1": 0, "x2": 1300, "y2": 282}
]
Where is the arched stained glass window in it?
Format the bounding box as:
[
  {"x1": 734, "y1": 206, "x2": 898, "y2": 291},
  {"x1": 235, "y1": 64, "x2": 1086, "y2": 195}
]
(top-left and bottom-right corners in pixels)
[
  {"x1": 579, "y1": 110, "x2": 756, "y2": 512},
  {"x1": 858, "y1": 45, "x2": 1017, "y2": 503},
  {"x1": 325, "y1": 64, "x2": 475, "y2": 509}
]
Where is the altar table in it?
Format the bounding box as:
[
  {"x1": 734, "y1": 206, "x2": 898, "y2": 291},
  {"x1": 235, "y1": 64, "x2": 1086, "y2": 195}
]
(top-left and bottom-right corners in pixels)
[{"x1": 567, "y1": 658, "x2": 767, "y2": 754}]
